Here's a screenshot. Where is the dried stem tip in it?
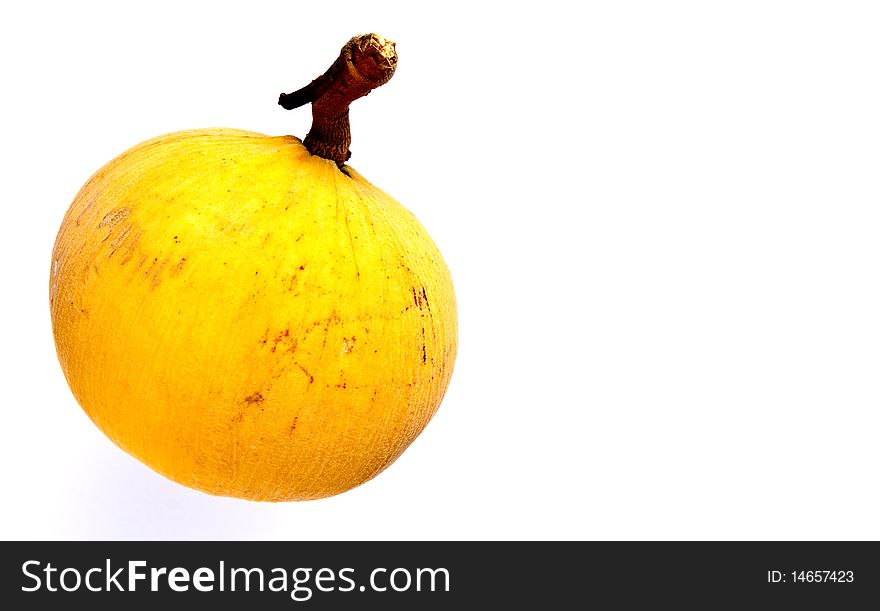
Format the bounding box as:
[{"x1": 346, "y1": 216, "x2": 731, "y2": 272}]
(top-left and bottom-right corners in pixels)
[{"x1": 279, "y1": 34, "x2": 398, "y2": 167}]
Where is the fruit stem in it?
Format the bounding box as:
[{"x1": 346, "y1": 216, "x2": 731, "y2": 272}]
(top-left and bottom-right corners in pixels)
[{"x1": 279, "y1": 34, "x2": 398, "y2": 167}]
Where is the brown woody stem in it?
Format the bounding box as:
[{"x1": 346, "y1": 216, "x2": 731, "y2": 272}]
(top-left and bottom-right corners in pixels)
[{"x1": 278, "y1": 34, "x2": 398, "y2": 167}]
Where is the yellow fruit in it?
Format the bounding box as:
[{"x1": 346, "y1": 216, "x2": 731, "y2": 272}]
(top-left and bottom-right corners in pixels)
[{"x1": 49, "y1": 35, "x2": 457, "y2": 501}]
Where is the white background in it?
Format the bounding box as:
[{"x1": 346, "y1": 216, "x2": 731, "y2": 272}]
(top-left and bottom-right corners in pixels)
[{"x1": 1, "y1": 1, "x2": 879, "y2": 540}]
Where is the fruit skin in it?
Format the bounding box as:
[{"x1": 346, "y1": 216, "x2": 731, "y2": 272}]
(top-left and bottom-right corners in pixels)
[{"x1": 50, "y1": 129, "x2": 457, "y2": 501}]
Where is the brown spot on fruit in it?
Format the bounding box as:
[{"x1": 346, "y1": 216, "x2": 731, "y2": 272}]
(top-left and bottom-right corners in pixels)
[
  {"x1": 170, "y1": 257, "x2": 187, "y2": 276},
  {"x1": 296, "y1": 364, "x2": 315, "y2": 384},
  {"x1": 341, "y1": 336, "x2": 356, "y2": 354},
  {"x1": 143, "y1": 257, "x2": 158, "y2": 278},
  {"x1": 271, "y1": 329, "x2": 297, "y2": 354},
  {"x1": 420, "y1": 326, "x2": 428, "y2": 363},
  {"x1": 150, "y1": 258, "x2": 169, "y2": 287},
  {"x1": 244, "y1": 392, "x2": 264, "y2": 404},
  {"x1": 286, "y1": 265, "x2": 308, "y2": 291}
]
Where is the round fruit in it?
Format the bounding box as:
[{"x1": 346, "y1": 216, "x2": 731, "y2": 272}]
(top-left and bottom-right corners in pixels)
[{"x1": 49, "y1": 35, "x2": 457, "y2": 501}]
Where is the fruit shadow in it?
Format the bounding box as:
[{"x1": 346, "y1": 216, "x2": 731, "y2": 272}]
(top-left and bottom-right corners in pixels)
[{"x1": 67, "y1": 447, "x2": 275, "y2": 540}]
